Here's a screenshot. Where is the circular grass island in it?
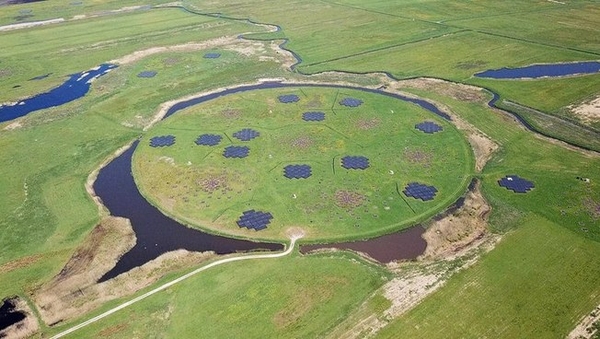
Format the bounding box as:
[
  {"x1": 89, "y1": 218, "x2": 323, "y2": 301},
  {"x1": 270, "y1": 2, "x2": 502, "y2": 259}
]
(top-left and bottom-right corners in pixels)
[{"x1": 133, "y1": 86, "x2": 474, "y2": 242}]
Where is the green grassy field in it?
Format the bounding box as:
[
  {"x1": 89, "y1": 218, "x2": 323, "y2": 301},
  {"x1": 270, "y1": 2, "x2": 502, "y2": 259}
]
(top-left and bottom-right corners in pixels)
[
  {"x1": 0, "y1": 6, "x2": 264, "y2": 102},
  {"x1": 133, "y1": 87, "x2": 473, "y2": 241},
  {"x1": 184, "y1": 0, "x2": 600, "y2": 149},
  {"x1": 376, "y1": 215, "x2": 600, "y2": 339},
  {"x1": 0, "y1": 4, "x2": 285, "y2": 301},
  {"x1": 50, "y1": 253, "x2": 388, "y2": 339},
  {"x1": 0, "y1": 0, "x2": 599, "y2": 338}
]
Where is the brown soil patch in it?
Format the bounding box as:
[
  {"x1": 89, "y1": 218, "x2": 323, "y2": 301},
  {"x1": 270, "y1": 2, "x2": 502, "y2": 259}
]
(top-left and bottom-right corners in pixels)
[
  {"x1": 403, "y1": 147, "x2": 433, "y2": 168},
  {"x1": 34, "y1": 216, "x2": 136, "y2": 325},
  {"x1": 290, "y1": 135, "x2": 313, "y2": 149},
  {"x1": 382, "y1": 272, "x2": 442, "y2": 318},
  {"x1": 467, "y1": 132, "x2": 498, "y2": 172},
  {"x1": 356, "y1": 118, "x2": 381, "y2": 130},
  {"x1": 305, "y1": 97, "x2": 323, "y2": 109},
  {"x1": 0, "y1": 296, "x2": 39, "y2": 339},
  {"x1": 570, "y1": 95, "x2": 600, "y2": 125},
  {"x1": 0, "y1": 253, "x2": 44, "y2": 274},
  {"x1": 0, "y1": 18, "x2": 64, "y2": 32},
  {"x1": 221, "y1": 108, "x2": 242, "y2": 119},
  {"x1": 567, "y1": 304, "x2": 600, "y2": 339},
  {"x1": 2, "y1": 121, "x2": 22, "y2": 131},
  {"x1": 163, "y1": 57, "x2": 180, "y2": 66},
  {"x1": 0, "y1": 69, "x2": 11, "y2": 77},
  {"x1": 98, "y1": 323, "x2": 128, "y2": 337},
  {"x1": 397, "y1": 77, "x2": 486, "y2": 103},
  {"x1": 334, "y1": 190, "x2": 365, "y2": 210},
  {"x1": 198, "y1": 174, "x2": 229, "y2": 193},
  {"x1": 33, "y1": 215, "x2": 215, "y2": 326},
  {"x1": 109, "y1": 37, "x2": 246, "y2": 66},
  {"x1": 583, "y1": 197, "x2": 600, "y2": 220},
  {"x1": 420, "y1": 180, "x2": 491, "y2": 260},
  {"x1": 285, "y1": 227, "x2": 307, "y2": 240}
]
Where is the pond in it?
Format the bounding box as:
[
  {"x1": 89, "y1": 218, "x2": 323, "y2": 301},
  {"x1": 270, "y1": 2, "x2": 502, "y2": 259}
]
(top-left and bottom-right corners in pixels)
[
  {"x1": 300, "y1": 226, "x2": 427, "y2": 263},
  {"x1": 0, "y1": 63, "x2": 116, "y2": 123},
  {"x1": 0, "y1": 297, "x2": 25, "y2": 333},
  {"x1": 475, "y1": 61, "x2": 600, "y2": 79}
]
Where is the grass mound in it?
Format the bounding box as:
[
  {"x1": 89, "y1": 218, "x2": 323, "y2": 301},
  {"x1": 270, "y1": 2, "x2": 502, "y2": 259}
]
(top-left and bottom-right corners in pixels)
[{"x1": 133, "y1": 86, "x2": 473, "y2": 241}]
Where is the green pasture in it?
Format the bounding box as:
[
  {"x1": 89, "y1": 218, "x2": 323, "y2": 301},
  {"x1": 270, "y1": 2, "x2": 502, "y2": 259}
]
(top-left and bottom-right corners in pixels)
[
  {"x1": 0, "y1": 0, "x2": 172, "y2": 26},
  {"x1": 0, "y1": 7, "x2": 264, "y2": 102},
  {"x1": 132, "y1": 87, "x2": 473, "y2": 241},
  {"x1": 0, "y1": 9, "x2": 285, "y2": 301},
  {"x1": 377, "y1": 215, "x2": 600, "y2": 339},
  {"x1": 301, "y1": 29, "x2": 597, "y2": 80},
  {"x1": 337, "y1": 0, "x2": 600, "y2": 54},
  {"x1": 401, "y1": 88, "x2": 600, "y2": 240},
  {"x1": 493, "y1": 99, "x2": 600, "y2": 151},
  {"x1": 185, "y1": 0, "x2": 600, "y2": 149},
  {"x1": 0, "y1": 1, "x2": 599, "y2": 338},
  {"x1": 50, "y1": 253, "x2": 388, "y2": 339}
]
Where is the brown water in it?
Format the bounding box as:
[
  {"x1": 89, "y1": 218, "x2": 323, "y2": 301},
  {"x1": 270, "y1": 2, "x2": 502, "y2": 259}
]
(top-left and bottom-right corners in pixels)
[{"x1": 300, "y1": 226, "x2": 427, "y2": 263}]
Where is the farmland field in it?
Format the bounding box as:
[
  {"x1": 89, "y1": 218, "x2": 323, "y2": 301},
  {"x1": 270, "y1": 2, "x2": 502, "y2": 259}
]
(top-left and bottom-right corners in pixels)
[{"x1": 0, "y1": 0, "x2": 599, "y2": 338}]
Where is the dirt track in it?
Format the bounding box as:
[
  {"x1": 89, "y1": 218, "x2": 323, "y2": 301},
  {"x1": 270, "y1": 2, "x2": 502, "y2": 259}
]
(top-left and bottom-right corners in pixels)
[{"x1": 49, "y1": 234, "x2": 301, "y2": 339}]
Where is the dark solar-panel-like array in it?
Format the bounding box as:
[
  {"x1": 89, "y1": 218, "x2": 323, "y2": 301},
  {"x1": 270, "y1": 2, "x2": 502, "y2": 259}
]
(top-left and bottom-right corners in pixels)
[
  {"x1": 204, "y1": 53, "x2": 221, "y2": 59},
  {"x1": 223, "y1": 145, "x2": 250, "y2": 158},
  {"x1": 137, "y1": 71, "x2": 157, "y2": 78},
  {"x1": 302, "y1": 111, "x2": 325, "y2": 122},
  {"x1": 339, "y1": 97, "x2": 363, "y2": 107},
  {"x1": 284, "y1": 164, "x2": 312, "y2": 179},
  {"x1": 498, "y1": 175, "x2": 535, "y2": 193},
  {"x1": 278, "y1": 94, "x2": 300, "y2": 103},
  {"x1": 415, "y1": 121, "x2": 443, "y2": 134},
  {"x1": 403, "y1": 182, "x2": 438, "y2": 201},
  {"x1": 237, "y1": 210, "x2": 273, "y2": 230},
  {"x1": 195, "y1": 134, "x2": 222, "y2": 146},
  {"x1": 341, "y1": 156, "x2": 370, "y2": 170},
  {"x1": 233, "y1": 128, "x2": 260, "y2": 141},
  {"x1": 149, "y1": 135, "x2": 176, "y2": 147}
]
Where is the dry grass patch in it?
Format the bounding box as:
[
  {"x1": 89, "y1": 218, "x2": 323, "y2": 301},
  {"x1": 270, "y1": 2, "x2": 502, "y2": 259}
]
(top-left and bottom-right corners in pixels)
[
  {"x1": 34, "y1": 215, "x2": 214, "y2": 327},
  {"x1": 0, "y1": 253, "x2": 45, "y2": 274},
  {"x1": 420, "y1": 181, "x2": 492, "y2": 260},
  {"x1": 396, "y1": 77, "x2": 486, "y2": 103},
  {"x1": 403, "y1": 147, "x2": 433, "y2": 168},
  {"x1": 334, "y1": 190, "x2": 365, "y2": 210},
  {"x1": 34, "y1": 216, "x2": 136, "y2": 325},
  {"x1": 356, "y1": 118, "x2": 381, "y2": 130},
  {"x1": 570, "y1": 95, "x2": 600, "y2": 125},
  {"x1": 289, "y1": 135, "x2": 314, "y2": 150}
]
